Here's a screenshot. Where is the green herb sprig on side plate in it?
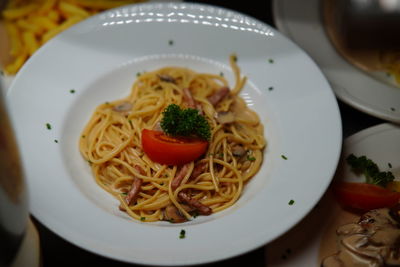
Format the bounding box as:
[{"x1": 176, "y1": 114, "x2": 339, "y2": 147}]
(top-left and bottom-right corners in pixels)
[{"x1": 346, "y1": 154, "x2": 395, "y2": 187}]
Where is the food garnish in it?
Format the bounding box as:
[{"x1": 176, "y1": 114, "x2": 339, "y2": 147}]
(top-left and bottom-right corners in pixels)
[
  {"x1": 160, "y1": 104, "x2": 211, "y2": 141},
  {"x1": 346, "y1": 154, "x2": 395, "y2": 187}
]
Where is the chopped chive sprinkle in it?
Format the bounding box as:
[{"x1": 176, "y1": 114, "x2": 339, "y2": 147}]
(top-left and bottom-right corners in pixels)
[
  {"x1": 390, "y1": 107, "x2": 396, "y2": 111},
  {"x1": 105, "y1": 101, "x2": 110, "y2": 105},
  {"x1": 232, "y1": 55, "x2": 237, "y2": 62},
  {"x1": 120, "y1": 192, "x2": 127, "y2": 196},
  {"x1": 128, "y1": 119, "x2": 133, "y2": 127},
  {"x1": 88, "y1": 160, "x2": 92, "y2": 165},
  {"x1": 54, "y1": 139, "x2": 58, "y2": 143},
  {"x1": 388, "y1": 163, "x2": 392, "y2": 168},
  {"x1": 247, "y1": 156, "x2": 256, "y2": 161},
  {"x1": 268, "y1": 86, "x2": 274, "y2": 91},
  {"x1": 281, "y1": 155, "x2": 288, "y2": 160},
  {"x1": 288, "y1": 199, "x2": 295, "y2": 205},
  {"x1": 268, "y1": 58, "x2": 274, "y2": 63},
  {"x1": 140, "y1": 217, "x2": 146, "y2": 221},
  {"x1": 69, "y1": 89, "x2": 75, "y2": 94},
  {"x1": 46, "y1": 123, "x2": 52, "y2": 130},
  {"x1": 136, "y1": 72, "x2": 141, "y2": 77},
  {"x1": 81, "y1": 135, "x2": 86, "y2": 138},
  {"x1": 179, "y1": 229, "x2": 186, "y2": 239},
  {"x1": 168, "y1": 40, "x2": 174, "y2": 45}
]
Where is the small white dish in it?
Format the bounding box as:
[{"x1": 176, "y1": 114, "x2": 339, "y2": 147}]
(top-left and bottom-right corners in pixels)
[
  {"x1": 6, "y1": 2, "x2": 341, "y2": 265},
  {"x1": 273, "y1": 0, "x2": 400, "y2": 123},
  {"x1": 266, "y1": 123, "x2": 400, "y2": 266}
]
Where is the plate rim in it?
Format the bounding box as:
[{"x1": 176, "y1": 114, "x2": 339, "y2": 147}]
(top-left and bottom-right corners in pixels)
[{"x1": 272, "y1": 0, "x2": 400, "y2": 124}]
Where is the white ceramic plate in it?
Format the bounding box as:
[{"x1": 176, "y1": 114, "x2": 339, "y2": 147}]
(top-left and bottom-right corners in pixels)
[
  {"x1": 273, "y1": 0, "x2": 400, "y2": 124},
  {"x1": 266, "y1": 123, "x2": 400, "y2": 266},
  {"x1": 6, "y1": 3, "x2": 342, "y2": 265}
]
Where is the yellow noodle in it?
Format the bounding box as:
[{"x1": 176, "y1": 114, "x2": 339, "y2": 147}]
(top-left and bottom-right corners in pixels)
[{"x1": 80, "y1": 55, "x2": 266, "y2": 223}]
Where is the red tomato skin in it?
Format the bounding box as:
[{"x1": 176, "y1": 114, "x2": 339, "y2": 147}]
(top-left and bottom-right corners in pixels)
[
  {"x1": 141, "y1": 129, "x2": 208, "y2": 165},
  {"x1": 332, "y1": 182, "x2": 400, "y2": 212}
]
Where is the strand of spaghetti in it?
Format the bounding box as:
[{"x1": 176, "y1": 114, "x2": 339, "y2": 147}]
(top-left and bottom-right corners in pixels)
[
  {"x1": 129, "y1": 190, "x2": 162, "y2": 210},
  {"x1": 167, "y1": 176, "x2": 192, "y2": 220},
  {"x1": 111, "y1": 158, "x2": 168, "y2": 183},
  {"x1": 132, "y1": 193, "x2": 170, "y2": 211}
]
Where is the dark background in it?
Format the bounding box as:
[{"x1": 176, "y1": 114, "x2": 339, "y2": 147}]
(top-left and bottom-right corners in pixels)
[{"x1": 32, "y1": 1, "x2": 384, "y2": 266}]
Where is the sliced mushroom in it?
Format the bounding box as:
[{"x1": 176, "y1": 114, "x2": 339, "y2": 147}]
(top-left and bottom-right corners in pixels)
[
  {"x1": 163, "y1": 205, "x2": 187, "y2": 223},
  {"x1": 113, "y1": 102, "x2": 133, "y2": 113},
  {"x1": 216, "y1": 111, "x2": 235, "y2": 124},
  {"x1": 321, "y1": 206, "x2": 400, "y2": 267},
  {"x1": 232, "y1": 145, "x2": 246, "y2": 157},
  {"x1": 336, "y1": 223, "x2": 365, "y2": 236},
  {"x1": 158, "y1": 74, "x2": 176, "y2": 83}
]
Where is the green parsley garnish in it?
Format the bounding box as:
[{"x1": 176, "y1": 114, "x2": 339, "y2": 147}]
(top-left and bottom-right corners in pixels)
[
  {"x1": 120, "y1": 192, "x2": 127, "y2": 196},
  {"x1": 81, "y1": 135, "x2": 86, "y2": 138},
  {"x1": 54, "y1": 139, "x2": 58, "y2": 143},
  {"x1": 346, "y1": 154, "x2": 395, "y2": 187},
  {"x1": 160, "y1": 104, "x2": 211, "y2": 140},
  {"x1": 136, "y1": 72, "x2": 141, "y2": 77},
  {"x1": 140, "y1": 217, "x2": 146, "y2": 221},
  {"x1": 179, "y1": 229, "x2": 186, "y2": 239},
  {"x1": 268, "y1": 86, "x2": 274, "y2": 91},
  {"x1": 87, "y1": 160, "x2": 92, "y2": 165},
  {"x1": 69, "y1": 89, "x2": 75, "y2": 94},
  {"x1": 388, "y1": 163, "x2": 392, "y2": 168},
  {"x1": 288, "y1": 199, "x2": 295, "y2": 205},
  {"x1": 46, "y1": 123, "x2": 52, "y2": 130},
  {"x1": 247, "y1": 155, "x2": 256, "y2": 161},
  {"x1": 391, "y1": 107, "x2": 396, "y2": 111},
  {"x1": 281, "y1": 155, "x2": 288, "y2": 160},
  {"x1": 168, "y1": 40, "x2": 174, "y2": 46},
  {"x1": 268, "y1": 58, "x2": 274, "y2": 64},
  {"x1": 219, "y1": 72, "x2": 224, "y2": 77}
]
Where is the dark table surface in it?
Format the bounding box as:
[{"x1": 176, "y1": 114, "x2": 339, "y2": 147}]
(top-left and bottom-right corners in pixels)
[{"x1": 32, "y1": 1, "x2": 385, "y2": 266}]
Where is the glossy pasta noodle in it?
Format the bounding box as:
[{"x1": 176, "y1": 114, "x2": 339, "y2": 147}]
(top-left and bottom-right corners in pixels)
[{"x1": 79, "y1": 55, "x2": 266, "y2": 223}]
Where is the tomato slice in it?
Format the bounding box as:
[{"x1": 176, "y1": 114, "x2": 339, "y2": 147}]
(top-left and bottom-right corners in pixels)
[
  {"x1": 332, "y1": 182, "x2": 400, "y2": 212},
  {"x1": 141, "y1": 129, "x2": 208, "y2": 165}
]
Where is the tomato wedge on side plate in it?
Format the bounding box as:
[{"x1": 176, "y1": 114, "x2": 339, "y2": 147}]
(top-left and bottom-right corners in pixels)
[
  {"x1": 332, "y1": 181, "x2": 400, "y2": 212},
  {"x1": 141, "y1": 129, "x2": 208, "y2": 165}
]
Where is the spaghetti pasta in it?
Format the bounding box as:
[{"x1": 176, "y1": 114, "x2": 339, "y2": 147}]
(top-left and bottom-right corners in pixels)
[{"x1": 79, "y1": 55, "x2": 266, "y2": 223}]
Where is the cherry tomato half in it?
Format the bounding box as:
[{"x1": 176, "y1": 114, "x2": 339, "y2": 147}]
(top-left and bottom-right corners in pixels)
[
  {"x1": 332, "y1": 182, "x2": 400, "y2": 212},
  {"x1": 141, "y1": 129, "x2": 208, "y2": 165}
]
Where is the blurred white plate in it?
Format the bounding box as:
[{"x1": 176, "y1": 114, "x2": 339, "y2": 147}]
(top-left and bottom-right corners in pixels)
[
  {"x1": 6, "y1": 2, "x2": 341, "y2": 265},
  {"x1": 273, "y1": 0, "x2": 400, "y2": 124},
  {"x1": 266, "y1": 123, "x2": 400, "y2": 266}
]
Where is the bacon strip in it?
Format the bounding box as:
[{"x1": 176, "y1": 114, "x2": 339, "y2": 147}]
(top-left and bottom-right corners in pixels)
[
  {"x1": 125, "y1": 165, "x2": 145, "y2": 205},
  {"x1": 171, "y1": 163, "x2": 190, "y2": 191},
  {"x1": 183, "y1": 87, "x2": 203, "y2": 113},
  {"x1": 190, "y1": 161, "x2": 207, "y2": 180},
  {"x1": 207, "y1": 86, "x2": 230, "y2": 106},
  {"x1": 183, "y1": 88, "x2": 196, "y2": 109},
  {"x1": 178, "y1": 192, "x2": 212, "y2": 215},
  {"x1": 171, "y1": 162, "x2": 207, "y2": 191}
]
